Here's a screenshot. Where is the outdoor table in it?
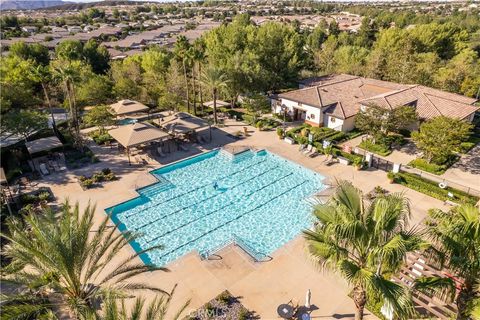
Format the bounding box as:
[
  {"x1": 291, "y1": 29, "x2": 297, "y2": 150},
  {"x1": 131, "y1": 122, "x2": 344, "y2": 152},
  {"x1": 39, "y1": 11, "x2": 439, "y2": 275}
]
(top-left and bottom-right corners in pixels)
[{"x1": 277, "y1": 304, "x2": 294, "y2": 319}]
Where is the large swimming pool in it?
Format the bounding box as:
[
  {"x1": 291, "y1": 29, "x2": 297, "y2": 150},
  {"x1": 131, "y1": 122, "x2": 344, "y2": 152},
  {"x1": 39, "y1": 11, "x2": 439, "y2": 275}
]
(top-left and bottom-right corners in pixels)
[{"x1": 106, "y1": 149, "x2": 326, "y2": 266}]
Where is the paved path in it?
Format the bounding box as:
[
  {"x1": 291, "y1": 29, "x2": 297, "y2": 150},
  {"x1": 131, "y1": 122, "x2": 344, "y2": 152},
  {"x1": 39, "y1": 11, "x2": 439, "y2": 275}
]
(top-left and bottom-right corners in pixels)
[{"x1": 38, "y1": 120, "x2": 453, "y2": 319}]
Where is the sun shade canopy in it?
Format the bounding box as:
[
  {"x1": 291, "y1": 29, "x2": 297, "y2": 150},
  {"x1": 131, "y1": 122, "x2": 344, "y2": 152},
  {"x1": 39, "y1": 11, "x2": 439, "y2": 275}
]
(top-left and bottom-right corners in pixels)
[
  {"x1": 108, "y1": 122, "x2": 169, "y2": 148},
  {"x1": 158, "y1": 112, "x2": 210, "y2": 134},
  {"x1": 203, "y1": 100, "x2": 230, "y2": 108},
  {"x1": 110, "y1": 99, "x2": 149, "y2": 115},
  {"x1": 25, "y1": 136, "x2": 63, "y2": 155}
]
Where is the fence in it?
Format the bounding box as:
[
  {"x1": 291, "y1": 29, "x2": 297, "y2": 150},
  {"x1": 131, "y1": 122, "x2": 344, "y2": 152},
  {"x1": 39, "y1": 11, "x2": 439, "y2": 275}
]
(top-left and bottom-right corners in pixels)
[
  {"x1": 352, "y1": 147, "x2": 480, "y2": 197},
  {"x1": 401, "y1": 165, "x2": 480, "y2": 198}
]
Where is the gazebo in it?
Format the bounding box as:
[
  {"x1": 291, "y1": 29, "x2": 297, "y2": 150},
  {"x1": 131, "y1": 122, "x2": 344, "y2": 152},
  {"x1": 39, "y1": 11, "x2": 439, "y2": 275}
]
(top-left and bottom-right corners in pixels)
[
  {"x1": 25, "y1": 136, "x2": 63, "y2": 155},
  {"x1": 108, "y1": 122, "x2": 170, "y2": 164},
  {"x1": 203, "y1": 100, "x2": 230, "y2": 108},
  {"x1": 110, "y1": 100, "x2": 149, "y2": 116},
  {"x1": 156, "y1": 112, "x2": 212, "y2": 141}
]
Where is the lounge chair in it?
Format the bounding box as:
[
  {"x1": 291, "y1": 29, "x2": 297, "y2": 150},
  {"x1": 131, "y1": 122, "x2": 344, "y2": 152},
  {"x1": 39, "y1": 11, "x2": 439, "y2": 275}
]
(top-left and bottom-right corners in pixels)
[
  {"x1": 298, "y1": 144, "x2": 306, "y2": 151},
  {"x1": 308, "y1": 147, "x2": 319, "y2": 158},
  {"x1": 302, "y1": 144, "x2": 313, "y2": 156},
  {"x1": 39, "y1": 163, "x2": 50, "y2": 176},
  {"x1": 179, "y1": 144, "x2": 189, "y2": 152}
]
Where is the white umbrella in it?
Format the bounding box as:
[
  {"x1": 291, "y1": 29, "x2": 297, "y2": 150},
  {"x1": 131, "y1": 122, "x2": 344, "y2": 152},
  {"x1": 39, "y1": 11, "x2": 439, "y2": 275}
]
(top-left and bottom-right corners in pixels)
[{"x1": 305, "y1": 289, "x2": 311, "y2": 308}]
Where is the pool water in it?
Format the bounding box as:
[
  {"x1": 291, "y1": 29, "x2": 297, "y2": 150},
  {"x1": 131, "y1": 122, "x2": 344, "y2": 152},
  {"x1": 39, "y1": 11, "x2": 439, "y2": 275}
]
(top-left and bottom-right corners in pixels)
[
  {"x1": 107, "y1": 149, "x2": 326, "y2": 266},
  {"x1": 118, "y1": 118, "x2": 137, "y2": 125}
]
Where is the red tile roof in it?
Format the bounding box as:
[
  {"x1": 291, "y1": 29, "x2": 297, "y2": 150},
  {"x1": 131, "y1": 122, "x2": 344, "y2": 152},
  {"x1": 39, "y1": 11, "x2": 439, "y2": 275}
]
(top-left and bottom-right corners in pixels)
[{"x1": 279, "y1": 74, "x2": 478, "y2": 120}]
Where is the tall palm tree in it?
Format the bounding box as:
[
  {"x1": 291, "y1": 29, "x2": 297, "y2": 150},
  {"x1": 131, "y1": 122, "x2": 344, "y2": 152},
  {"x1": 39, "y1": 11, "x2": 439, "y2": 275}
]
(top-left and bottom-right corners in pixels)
[
  {"x1": 52, "y1": 61, "x2": 83, "y2": 148},
  {"x1": 1, "y1": 201, "x2": 169, "y2": 319},
  {"x1": 200, "y1": 65, "x2": 229, "y2": 125},
  {"x1": 414, "y1": 204, "x2": 480, "y2": 320},
  {"x1": 174, "y1": 36, "x2": 191, "y2": 114},
  {"x1": 303, "y1": 181, "x2": 425, "y2": 320},
  {"x1": 29, "y1": 64, "x2": 56, "y2": 129}
]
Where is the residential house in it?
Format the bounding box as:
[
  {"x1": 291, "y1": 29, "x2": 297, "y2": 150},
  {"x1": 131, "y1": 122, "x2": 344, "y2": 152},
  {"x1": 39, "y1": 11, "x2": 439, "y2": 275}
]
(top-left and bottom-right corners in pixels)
[{"x1": 274, "y1": 74, "x2": 478, "y2": 132}]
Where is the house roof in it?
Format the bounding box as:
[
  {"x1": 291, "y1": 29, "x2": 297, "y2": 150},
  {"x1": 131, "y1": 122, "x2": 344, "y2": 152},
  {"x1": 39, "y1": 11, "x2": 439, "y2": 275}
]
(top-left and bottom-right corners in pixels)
[
  {"x1": 108, "y1": 122, "x2": 169, "y2": 148},
  {"x1": 158, "y1": 112, "x2": 210, "y2": 134},
  {"x1": 279, "y1": 74, "x2": 478, "y2": 120}
]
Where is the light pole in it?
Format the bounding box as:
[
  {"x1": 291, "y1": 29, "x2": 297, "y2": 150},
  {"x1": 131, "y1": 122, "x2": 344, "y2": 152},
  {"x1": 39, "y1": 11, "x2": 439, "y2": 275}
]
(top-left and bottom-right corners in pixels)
[{"x1": 281, "y1": 105, "x2": 287, "y2": 137}]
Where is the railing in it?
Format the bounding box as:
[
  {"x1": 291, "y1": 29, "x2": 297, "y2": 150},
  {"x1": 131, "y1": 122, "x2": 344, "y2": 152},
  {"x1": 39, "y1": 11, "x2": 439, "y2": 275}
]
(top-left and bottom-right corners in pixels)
[
  {"x1": 202, "y1": 234, "x2": 273, "y2": 262},
  {"x1": 401, "y1": 165, "x2": 480, "y2": 197}
]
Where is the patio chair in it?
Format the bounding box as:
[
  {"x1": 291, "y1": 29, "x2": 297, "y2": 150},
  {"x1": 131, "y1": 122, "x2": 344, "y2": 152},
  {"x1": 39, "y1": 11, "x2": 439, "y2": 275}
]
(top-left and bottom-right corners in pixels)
[
  {"x1": 39, "y1": 163, "x2": 50, "y2": 176},
  {"x1": 308, "y1": 147, "x2": 319, "y2": 158},
  {"x1": 302, "y1": 144, "x2": 313, "y2": 156}
]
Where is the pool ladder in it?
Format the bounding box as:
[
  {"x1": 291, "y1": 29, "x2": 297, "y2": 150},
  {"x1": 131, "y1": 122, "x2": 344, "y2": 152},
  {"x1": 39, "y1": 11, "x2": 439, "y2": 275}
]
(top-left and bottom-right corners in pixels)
[{"x1": 202, "y1": 234, "x2": 273, "y2": 263}]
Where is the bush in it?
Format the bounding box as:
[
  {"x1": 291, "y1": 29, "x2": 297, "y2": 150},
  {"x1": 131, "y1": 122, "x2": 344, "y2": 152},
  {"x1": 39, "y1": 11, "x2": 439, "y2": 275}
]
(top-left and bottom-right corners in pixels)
[
  {"x1": 396, "y1": 172, "x2": 478, "y2": 205},
  {"x1": 89, "y1": 130, "x2": 113, "y2": 145},
  {"x1": 80, "y1": 178, "x2": 94, "y2": 189},
  {"x1": 242, "y1": 114, "x2": 255, "y2": 125},
  {"x1": 101, "y1": 168, "x2": 112, "y2": 175},
  {"x1": 38, "y1": 191, "x2": 50, "y2": 202},
  {"x1": 276, "y1": 127, "x2": 284, "y2": 138},
  {"x1": 408, "y1": 158, "x2": 448, "y2": 175},
  {"x1": 359, "y1": 139, "x2": 392, "y2": 156},
  {"x1": 92, "y1": 172, "x2": 105, "y2": 182},
  {"x1": 458, "y1": 141, "x2": 475, "y2": 153}
]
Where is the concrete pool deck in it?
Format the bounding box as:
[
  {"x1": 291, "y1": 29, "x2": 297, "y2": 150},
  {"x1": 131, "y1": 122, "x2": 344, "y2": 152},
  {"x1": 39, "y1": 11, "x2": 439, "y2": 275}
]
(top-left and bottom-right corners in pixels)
[{"x1": 38, "y1": 119, "x2": 452, "y2": 319}]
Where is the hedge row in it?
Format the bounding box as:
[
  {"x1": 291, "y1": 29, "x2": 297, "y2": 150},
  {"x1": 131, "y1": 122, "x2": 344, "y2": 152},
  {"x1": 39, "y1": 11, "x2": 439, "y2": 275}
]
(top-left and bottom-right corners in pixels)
[
  {"x1": 408, "y1": 158, "x2": 448, "y2": 175},
  {"x1": 396, "y1": 172, "x2": 478, "y2": 205}
]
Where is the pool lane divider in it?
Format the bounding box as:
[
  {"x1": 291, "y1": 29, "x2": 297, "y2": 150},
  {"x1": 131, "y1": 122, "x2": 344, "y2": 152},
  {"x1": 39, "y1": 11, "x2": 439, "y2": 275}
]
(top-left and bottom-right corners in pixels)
[
  {"x1": 132, "y1": 164, "x2": 284, "y2": 231},
  {"x1": 144, "y1": 171, "x2": 295, "y2": 243},
  {"x1": 154, "y1": 179, "x2": 309, "y2": 261},
  {"x1": 123, "y1": 157, "x2": 269, "y2": 218}
]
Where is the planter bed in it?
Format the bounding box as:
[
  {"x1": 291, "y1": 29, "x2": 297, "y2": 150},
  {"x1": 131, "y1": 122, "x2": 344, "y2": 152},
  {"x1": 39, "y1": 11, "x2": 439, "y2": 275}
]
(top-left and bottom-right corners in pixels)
[{"x1": 396, "y1": 172, "x2": 478, "y2": 205}]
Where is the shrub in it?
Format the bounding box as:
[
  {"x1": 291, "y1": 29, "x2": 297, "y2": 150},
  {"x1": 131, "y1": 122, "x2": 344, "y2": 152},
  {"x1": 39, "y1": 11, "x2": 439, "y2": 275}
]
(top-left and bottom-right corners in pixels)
[
  {"x1": 242, "y1": 114, "x2": 255, "y2": 125},
  {"x1": 359, "y1": 139, "x2": 392, "y2": 156},
  {"x1": 101, "y1": 168, "x2": 112, "y2": 175},
  {"x1": 329, "y1": 131, "x2": 347, "y2": 142},
  {"x1": 21, "y1": 194, "x2": 38, "y2": 205},
  {"x1": 104, "y1": 172, "x2": 116, "y2": 181},
  {"x1": 276, "y1": 127, "x2": 284, "y2": 138},
  {"x1": 38, "y1": 191, "x2": 50, "y2": 202},
  {"x1": 81, "y1": 179, "x2": 94, "y2": 189},
  {"x1": 458, "y1": 141, "x2": 475, "y2": 153},
  {"x1": 217, "y1": 291, "x2": 231, "y2": 305},
  {"x1": 92, "y1": 172, "x2": 105, "y2": 182},
  {"x1": 408, "y1": 158, "x2": 448, "y2": 175},
  {"x1": 89, "y1": 130, "x2": 113, "y2": 145},
  {"x1": 396, "y1": 172, "x2": 478, "y2": 205},
  {"x1": 238, "y1": 308, "x2": 250, "y2": 320}
]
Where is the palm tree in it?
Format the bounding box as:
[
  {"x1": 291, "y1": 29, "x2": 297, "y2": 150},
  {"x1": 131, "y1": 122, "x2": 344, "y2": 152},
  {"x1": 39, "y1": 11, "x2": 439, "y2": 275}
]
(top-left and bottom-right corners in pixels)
[
  {"x1": 174, "y1": 36, "x2": 192, "y2": 113},
  {"x1": 29, "y1": 64, "x2": 56, "y2": 129},
  {"x1": 200, "y1": 65, "x2": 229, "y2": 125},
  {"x1": 303, "y1": 181, "x2": 426, "y2": 320},
  {"x1": 89, "y1": 286, "x2": 190, "y2": 320},
  {"x1": 414, "y1": 204, "x2": 480, "y2": 320},
  {"x1": 1, "y1": 201, "x2": 169, "y2": 319},
  {"x1": 52, "y1": 61, "x2": 83, "y2": 148}
]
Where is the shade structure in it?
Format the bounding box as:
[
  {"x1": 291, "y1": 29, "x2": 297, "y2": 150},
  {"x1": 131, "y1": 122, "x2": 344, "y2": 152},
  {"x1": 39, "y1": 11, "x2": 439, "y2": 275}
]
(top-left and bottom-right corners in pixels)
[
  {"x1": 25, "y1": 136, "x2": 63, "y2": 155},
  {"x1": 110, "y1": 99, "x2": 149, "y2": 116},
  {"x1": 0, "y1": 167, "x2": 6, "y2": 184},
  {"x1": 108, "y1": 122, "x2": 169, "y2": 148},
  {"x1": 159, "y1": 112, "x2": 210, "y2": 134},
  {"x1": 203, "y1": 100, "x2": 230, "y2": 108}
]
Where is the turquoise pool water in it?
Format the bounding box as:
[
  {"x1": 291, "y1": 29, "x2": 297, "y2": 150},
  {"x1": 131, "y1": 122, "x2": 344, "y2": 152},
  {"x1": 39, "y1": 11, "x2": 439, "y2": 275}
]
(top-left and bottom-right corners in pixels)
[
  {"x1": 107, "y1": 149, "x2": 326, "y2": 266},
  {"x1": 117, "y1": 118, "x2": 137, "y2": 125}
]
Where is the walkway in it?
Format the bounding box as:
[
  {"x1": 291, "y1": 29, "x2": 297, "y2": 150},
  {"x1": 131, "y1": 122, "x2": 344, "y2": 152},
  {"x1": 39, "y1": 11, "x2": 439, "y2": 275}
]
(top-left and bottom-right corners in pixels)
[{"x1": 38, "y1": 120, "x2": 452, "y2": 319}]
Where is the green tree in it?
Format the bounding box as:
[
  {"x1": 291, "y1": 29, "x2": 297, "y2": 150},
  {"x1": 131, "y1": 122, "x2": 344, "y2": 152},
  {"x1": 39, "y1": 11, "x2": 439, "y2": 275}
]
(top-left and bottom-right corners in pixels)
[
  {"x1": 84, "y1": 105, "x2": 115, "y2": 132},
  {"x1": 76, "y1": 74, "x2": 113, "y2": 107},
  {"x1": 200, "y1": 65, "x2": 229, "y2": 125},
  {"x1": 303, "y1": 181, "x2": 425, "y2": 320},
  {"x1": 111, "y1": 59, "x2": 142, "y2": 101},
  {"x1": 414, "y1": 204, "x2": 480, "y2": 320},
  {"x1": 55, "y1": 40, "x2": 84, "y2": 61},
  {"x1": 355, "y1": 104, "x2": 417, "y2": 143},
  {"x1": 314, "y1": 35, "x2": 338, "y2": 74},
  {"x1": 28, "y1": 64, "x2": 56, "y2": 128},
  {"x1": 83, "y1": 40, "x2": 110, "y2": 74},
  {"x1": 333, "y1": 45, "x2": 369, "y2": 76},
  {"x1": 306, "y1": 25, "x2": 327, "y2": 51},
  {"x1": 243, "y1": 93, "x2": 270, "y2": 116},
  {"x1": 52, "y1": 60, "x2": 85, "y2": 148},
  {"x1": 174, "y1": 35, "x2": 192, "y2": 113},
  {"x1": 412, "y1": 116, "x2": 472, "y2": 164},
  {"x1": 328, "y1": 20, "x2": 340, "y2": 36},
  {"x1": 0, "y1": 110, "x2": 48, "y2": 143},
  {"x1": 1, "y1": 201, "x2": 169, "y2": 318},
  {"x1": 9, "y1": 42, "x2": 50, "y2": 66}
]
